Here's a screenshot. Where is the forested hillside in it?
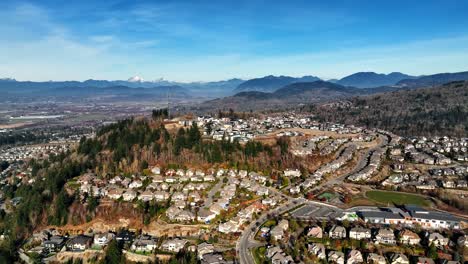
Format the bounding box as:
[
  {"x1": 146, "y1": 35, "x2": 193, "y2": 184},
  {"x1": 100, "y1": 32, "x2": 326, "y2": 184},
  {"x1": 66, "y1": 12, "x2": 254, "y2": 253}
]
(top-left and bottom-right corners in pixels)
[
  {"x1": 307, "y1": 81, "x2": 468, "y2": 137},
  {"x1": 0, "y1": 109, "x2": 304, "y2": 255}
]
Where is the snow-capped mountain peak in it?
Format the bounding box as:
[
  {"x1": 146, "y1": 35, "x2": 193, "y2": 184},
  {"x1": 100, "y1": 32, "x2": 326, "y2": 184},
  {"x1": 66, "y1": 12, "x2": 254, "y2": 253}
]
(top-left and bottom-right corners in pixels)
[{"x1": 128, "y1": 76, "x2": 144, "y2": 82}]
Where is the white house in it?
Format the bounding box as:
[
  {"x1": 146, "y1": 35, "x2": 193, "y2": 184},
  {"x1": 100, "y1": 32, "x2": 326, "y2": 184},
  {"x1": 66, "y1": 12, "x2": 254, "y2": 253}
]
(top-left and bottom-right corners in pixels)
[
  {"x1": 161, "y1": 238, "x2": 188, "y2": 252},
  {"x1": 284, "y1": 169, "x2": 301, "y2": 178},
  {"x1": 131, "y1": 235, "x2": 157, "y2": 252},
  {"x1": 123, "y1": 190, "x2": 137, "y2": 201},
  {"x1": 129, "y1": 180, "x2": 143, "y2": 189},
  {"x1": 349, "y1": 227, "x2": 371, "y2": 240},
  {"x1": 93, "y1": 232, "x2": 115, "y2": 246}
]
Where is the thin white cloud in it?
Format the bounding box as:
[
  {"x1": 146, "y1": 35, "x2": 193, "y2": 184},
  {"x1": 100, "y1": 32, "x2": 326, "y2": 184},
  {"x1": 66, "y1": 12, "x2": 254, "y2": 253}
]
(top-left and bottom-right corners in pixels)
[{"x1": 1, "y1": 2, "x2": 467, "y2": 82}]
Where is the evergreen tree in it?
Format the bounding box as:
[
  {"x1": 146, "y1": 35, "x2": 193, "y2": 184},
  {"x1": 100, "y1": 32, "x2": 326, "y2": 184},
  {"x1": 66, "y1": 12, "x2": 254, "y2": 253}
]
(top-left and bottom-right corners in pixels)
[{"x1": 103, "y1": 239, "x2": 124, "y2": 264}]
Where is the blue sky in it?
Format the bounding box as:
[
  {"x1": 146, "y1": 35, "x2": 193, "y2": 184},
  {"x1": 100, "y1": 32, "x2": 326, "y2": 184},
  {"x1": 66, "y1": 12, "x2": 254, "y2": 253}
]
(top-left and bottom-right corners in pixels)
[{"x1": 1, "y1": 0, "x2": 468, "y2": 82}]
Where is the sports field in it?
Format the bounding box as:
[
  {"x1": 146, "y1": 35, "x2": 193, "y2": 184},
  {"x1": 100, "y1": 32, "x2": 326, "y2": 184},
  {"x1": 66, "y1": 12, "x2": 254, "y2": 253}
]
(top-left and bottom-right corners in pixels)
[{"x1": 366, "y1": 190, "x2": 430, "y2": 207}]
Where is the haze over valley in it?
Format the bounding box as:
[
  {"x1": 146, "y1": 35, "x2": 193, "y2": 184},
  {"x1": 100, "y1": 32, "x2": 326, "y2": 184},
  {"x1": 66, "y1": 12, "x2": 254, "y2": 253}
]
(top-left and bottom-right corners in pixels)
[{"x1": 1, "y1": 1, "x2": 468, "y2": 264}]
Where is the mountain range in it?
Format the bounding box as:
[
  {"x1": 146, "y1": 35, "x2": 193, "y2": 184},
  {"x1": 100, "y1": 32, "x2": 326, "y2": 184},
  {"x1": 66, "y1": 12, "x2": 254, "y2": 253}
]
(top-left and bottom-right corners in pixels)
[
  {"x1": 2, "y1": 70, "x2": 468, "y2": 103},
  {"x1": 335, "y1": 72, "x2": 416, "y2": 88},
  {"x1": 0, "y1": 77, "x2": 244, "y2": 98},
  {"x1": 198, "y1": 81, "x2": 397, "y2": 112},
  {"x1": 233, "y1": 75, "x2": 321, "y2": 92},
  {"x1": 396, "y1": 71, "x2": 468, "y2": 87}
]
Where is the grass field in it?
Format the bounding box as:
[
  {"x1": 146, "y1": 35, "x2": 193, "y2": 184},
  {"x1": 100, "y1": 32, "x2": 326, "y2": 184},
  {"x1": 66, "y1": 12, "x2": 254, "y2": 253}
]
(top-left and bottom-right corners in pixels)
[
  {"x1": 366, "y1": 190, "x2": 431, "y2": 207},
  {"x1": 252, "y1": 247, "x2": 266, "y2": 264}
]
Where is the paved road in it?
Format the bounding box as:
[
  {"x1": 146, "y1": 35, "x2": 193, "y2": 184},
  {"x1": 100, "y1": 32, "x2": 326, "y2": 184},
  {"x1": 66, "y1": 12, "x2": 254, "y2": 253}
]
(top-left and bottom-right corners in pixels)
[
  {"x1": 202, "y1": 179, "x2": 224, "y2": 208},
  {"x1": 237, "y1": 132, "x2": 392, "y2": 264},
  {"x1": 237, "y1": 198, "x2": 339, "y2": 264},
  {"x1": 312, "y1": 133, "x2": 390, "y2": 191},
  {"x1": 237, "y1": 199, "x2": 301, "y2": 264}
]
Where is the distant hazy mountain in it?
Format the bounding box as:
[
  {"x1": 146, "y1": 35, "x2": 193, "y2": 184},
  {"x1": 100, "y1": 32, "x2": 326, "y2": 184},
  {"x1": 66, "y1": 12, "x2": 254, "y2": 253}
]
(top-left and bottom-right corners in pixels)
[
  {"x1": 234, "y1": 75, "x2": 321, "y2": 92},
  {"x1": 337, "y1": 72, "x2": 416, "y2": 88},
  {"x1": 0, "y1": 77, "x2": 244, "y2": 98},
  {"x1": 200, "y1": 81, "x2": 390, "y2": 111},
  {"x1": 183, "y1": 78, "x2": 244, "y2": 96},
  {"x1": 274, "y1": 80, "x2": 354, "y2": 96},
  {"x1": 396, "y1": 71, "x2": 468, "y2": 87}
]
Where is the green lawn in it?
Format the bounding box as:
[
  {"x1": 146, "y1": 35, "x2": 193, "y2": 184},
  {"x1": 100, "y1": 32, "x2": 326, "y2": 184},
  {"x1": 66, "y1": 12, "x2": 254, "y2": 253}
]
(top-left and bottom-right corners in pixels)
[
  {"x1": 366, "y1": 190, "x2": 430, "y2": 207},
  {"x1": 252, "y1": 247, "x2": 267, "y2": 264}
]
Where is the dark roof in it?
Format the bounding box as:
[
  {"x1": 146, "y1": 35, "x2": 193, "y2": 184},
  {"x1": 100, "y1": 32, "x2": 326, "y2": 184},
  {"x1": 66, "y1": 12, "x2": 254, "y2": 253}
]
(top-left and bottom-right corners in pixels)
[
  {"x1": 68, "y1": 235, "x2": 92, "y2": 245},
  {"x1": 358, "y1": 211, "x2": 404, "y2": 220},
  {"x1": 404, "y1": 205, "x2": 461, "y2": 222},
  {"x1": 116, "y1": 230, "x2": 135, "y2": 240},
  {"x1": 410, "y1": 211, "x2": 460, "y2": 222}
]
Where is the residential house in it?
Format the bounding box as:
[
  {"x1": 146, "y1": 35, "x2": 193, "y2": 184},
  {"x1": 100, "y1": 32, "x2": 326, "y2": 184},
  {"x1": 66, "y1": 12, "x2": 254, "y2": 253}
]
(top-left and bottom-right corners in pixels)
[
  {"x1": 262, "y1": 198, "x2": 278, "y2": 207},
  {"x1": 151, "y1": 175, "x2": 164, "y2": 183},
  {"x1": 347, "y1": 249, "x2": 363, "y2": 264},
  {"x1": 284, "y1": 169, "x2": 301, "y2": 178},
  {"x1": 172, "y1": 192, "x2": 187, "y2": 201},
  {"x1": 154, "y1": 191, "x2": 170, "y2": 201},
  {"x1": 197, "y1": 208, "x2": 217, "y2": 224},
  {"x1": 197, "y1": 242, "x2": 215, "y2": 259},
  {"x1": 123, "y1": 190, "x2": 137, "y2": 201},
  {"x1": 107, "y1": 188, "x2": 124, "y2": 200},
  {"x1": 93, "y1": 232, "x2": 115, "y2": 246},
  {"x1": 204, "y1": 175, "x2": 216, "y2": 182},
  {"x1": 457, "y1": 234, "x2": 468, "y2": 248},
  {"x1": 186, "y1": 169, "x2": 194, "y2": 177},
  {"x1": 307, "y1": 243, "x2": 326, "y2": 260},
  {"x1": 151, "y1": 166, "x2": 161, "y2": 175},
  {"x1": 210, "y1": 203, "x2": 224, "y2": 216},
  {"x1": 366, "y1": 253, "x2": 386, "y2": 264},
  {"x1": 375, "y1": 228, "x2": 396, "y2": 244},
  {"x1": 307, "y1": 226, "x2": 323, "y2": 238},
  {"x1": 399, "y1": 229, "x2": 420, "y2": 245},
  {"x1": 289, "y1": 186, "x2": 300, "y2": 194},
  {"x1": 116, "y1": 230, "x2": 135, "y2": 244},
  {"x1": 131, "y1": 234, "x2": 157, "y2": 252},
  {"x1": 165, "y1": 177, "x2": 178, "y2": 183},
  {"x1": 174, "y1": 200, "x2": 186, "y2": 209},
  {"x1": 129, "y1": 180, "x2": 143, "y2": 189},
  {"x1": 427, "y1": 232, "x2": 449, "y2": 247},
  {"x1": 328, "y1": 250, "x2": 345, "y2": 264},
  {"x1": 416, "y1": 257, "x2": 435, "y2": 264},
  {"x1": 121, "y1": 178, "x2": 131, "y2": 188},
  {"x1": 271, "y1": 220, "x2": 289, "y2": 240},
  {"x1": 388, "y1": 253, "x2": 409, "y2": 264},
  {"x1": 43, "y1": 235, "x2": 66, "y2": 252},
  {"x1": 266, "y1": 246, "x2": 293, "y2": 264},
  {"x1": 218, "y1": 219, "x2": 240, "y2": 234},
  {"x1": 174, "y1": 210, "x2": 195, "y2": 222},
  {"x1": 138, "y1": 190, "x2": 154, "y2": 202},
  {"x1": 256, "y1": 187, "x2": 269, "y2": 196},
  {"x1": 329, "y1": 225, "x2": 346, "y2": 239},
  {"x1": 349, "y1": 227, "x2": 371, "y2": 240},
  {"x1": 161, "y1": 238, "x2": 188, "y2": 253},
  {"x1": 176, "y1": 169, "x2": 185, "y2": 177},
  {"x1": 66, "y1": 235, "x2": 93, "y2": 251}
]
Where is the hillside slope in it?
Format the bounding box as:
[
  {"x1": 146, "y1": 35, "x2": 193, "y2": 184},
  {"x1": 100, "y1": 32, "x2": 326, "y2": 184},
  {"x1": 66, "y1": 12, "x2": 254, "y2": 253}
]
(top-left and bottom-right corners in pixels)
[
  {"x1": 397, "y1": 71, "x2": 468, "y2": 87},
  {"x1": 309, "y1": 81, "x2": 468, "y2": 137}
]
